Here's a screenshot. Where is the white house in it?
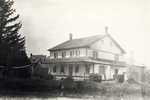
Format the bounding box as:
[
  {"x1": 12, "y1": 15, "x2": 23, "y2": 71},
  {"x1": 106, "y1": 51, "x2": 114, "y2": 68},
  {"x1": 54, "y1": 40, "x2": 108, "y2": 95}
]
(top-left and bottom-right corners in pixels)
[{"x1": 48, "y1": 31, "x2": 127, "y2": 80}]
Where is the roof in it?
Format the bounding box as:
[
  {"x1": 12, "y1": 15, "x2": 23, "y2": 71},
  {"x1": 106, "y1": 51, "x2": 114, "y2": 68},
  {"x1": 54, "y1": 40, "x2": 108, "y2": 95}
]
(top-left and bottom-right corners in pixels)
[
  {"x1": 48, "y1": 34, "x2": 106, "y2": 51},
  {"x1": 48, "y1": 57, "x2": 127, "y2": 67},
  {"x1": 48, "y1": 34, "x2": 126, "y2": 54}
]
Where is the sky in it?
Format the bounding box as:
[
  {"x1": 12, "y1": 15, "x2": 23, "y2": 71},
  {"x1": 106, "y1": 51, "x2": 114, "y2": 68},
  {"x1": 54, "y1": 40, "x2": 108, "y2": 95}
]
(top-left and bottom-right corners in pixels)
[{"x1": 14, "y1": 0, "x2": 150, "y2": 67}]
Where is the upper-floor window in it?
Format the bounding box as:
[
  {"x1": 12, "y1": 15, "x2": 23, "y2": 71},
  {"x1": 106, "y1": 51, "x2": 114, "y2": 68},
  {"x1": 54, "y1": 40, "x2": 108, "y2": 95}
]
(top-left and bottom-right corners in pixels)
[
  {"x1": 93, "y1": 51, "x2": 98, "y2": 59},
  {"x1": 114, "y1": 54, "x2": 119, "y2": 61},
  {"x1": 54, "y1": 52, "x2": 58, "y2": 58},
  {"x1": 50, "y1": 52, "x2": 53, "y2": 57},
  {"x1": 75, "y1": 49, "x2": 80, "y2": 56},
  {"x1": 62, "y1": 51, "x2": 66, "y2": 58},
  {"x1": 70, "y1": 50, "x2": 74, "y2": 57}
]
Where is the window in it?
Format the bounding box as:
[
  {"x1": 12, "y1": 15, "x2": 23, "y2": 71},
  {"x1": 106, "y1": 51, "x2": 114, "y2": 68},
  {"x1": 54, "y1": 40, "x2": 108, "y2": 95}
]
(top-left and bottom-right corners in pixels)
[
  {"x1": 75, "y1": 64, "x2": 79, "y2": 73},
  {"x1": 54, "y1": 52, "x2": 58, "y2": 58},
  {"x1": 115, "y1": 69, "x2": 118, "y2": 74},
  {"x1": 85, "y1": 64, "x2": 90, "y2": 74},
  {"x1": 62, "y1": 51, "x2": 66, "y2": 58},
  {"x1": 93, "y1": 51, "x2": 98, "y2": 59},
  {"x1": 53, "y1": 65, "x2": 56, "y2": 73},
  {"x1": 114, "y1": 54, "x2": 119, "y2": 61},
  {"x1": 70, "y1": 51, "x2": 73, "y2": 57},
  {"x1": 76, "y1": 49, "x2": 80, "y2": 56},
  {"x1": 60, "y1": 64, "x2": 65, "y2": 73}
]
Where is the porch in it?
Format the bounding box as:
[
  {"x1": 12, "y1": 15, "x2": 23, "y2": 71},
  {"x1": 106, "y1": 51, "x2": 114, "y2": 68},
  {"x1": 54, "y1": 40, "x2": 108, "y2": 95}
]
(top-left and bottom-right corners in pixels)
[
  {"x1": 48, "y1": 57, "x2": 127, "y2": 81},
  {"x1": 49, "y1": 63, "x2": 93, "y2": 80}
]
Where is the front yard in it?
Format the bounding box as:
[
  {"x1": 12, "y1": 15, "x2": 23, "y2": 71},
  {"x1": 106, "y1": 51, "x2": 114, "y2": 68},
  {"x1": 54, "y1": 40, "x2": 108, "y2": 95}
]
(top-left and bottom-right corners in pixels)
[{"x1": 0, "y1": 78, "x2": 149, "y2": 99}]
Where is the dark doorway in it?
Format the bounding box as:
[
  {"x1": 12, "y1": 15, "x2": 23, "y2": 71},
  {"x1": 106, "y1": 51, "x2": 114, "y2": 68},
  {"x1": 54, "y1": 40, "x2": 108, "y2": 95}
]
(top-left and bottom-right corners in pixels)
[{"x1": 69, "y1": 64, "x2": 73, "y2": 76}]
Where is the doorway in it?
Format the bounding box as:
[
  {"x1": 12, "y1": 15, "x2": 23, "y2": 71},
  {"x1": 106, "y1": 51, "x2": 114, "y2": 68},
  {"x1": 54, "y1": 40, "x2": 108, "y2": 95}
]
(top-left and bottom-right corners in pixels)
[{"x1": 69, "y1": 64, "x2": 73, "y2": 76}]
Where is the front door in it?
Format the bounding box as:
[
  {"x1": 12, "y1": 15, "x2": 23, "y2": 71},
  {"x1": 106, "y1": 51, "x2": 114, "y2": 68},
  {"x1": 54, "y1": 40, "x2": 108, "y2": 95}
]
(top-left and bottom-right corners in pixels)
[{"x1": 69, "y1": 64, "x2": 73, "y2": 76}]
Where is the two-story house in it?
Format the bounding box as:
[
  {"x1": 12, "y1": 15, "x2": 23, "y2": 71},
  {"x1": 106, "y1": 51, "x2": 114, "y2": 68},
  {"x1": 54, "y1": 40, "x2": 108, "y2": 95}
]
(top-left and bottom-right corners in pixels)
[{"x1": 48, "y1": 32, "x2": 127, "y2": 80}]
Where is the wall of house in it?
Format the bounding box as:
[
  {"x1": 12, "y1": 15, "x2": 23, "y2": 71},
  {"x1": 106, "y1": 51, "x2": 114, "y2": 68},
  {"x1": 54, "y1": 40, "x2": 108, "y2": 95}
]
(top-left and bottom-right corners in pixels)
[
  {"x1": 49, "y1": 48, "x2": 87, "y2": 59},
  {"x1": 91, "y1": 37, "x2": 122, "y2": 54},
  {"x1": 127, "y1": 65, "x2": 145, "y2": 82},
  {"x1": 89, "y1": 36, "x2": 123, "y2": 61}
]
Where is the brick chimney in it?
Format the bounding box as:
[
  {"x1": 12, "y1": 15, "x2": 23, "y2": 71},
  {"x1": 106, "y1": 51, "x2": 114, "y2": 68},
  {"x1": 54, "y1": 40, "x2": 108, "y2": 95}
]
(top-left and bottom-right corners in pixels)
[{"x1": 69, "y1": 33, "x2": 73, "y2": 40}]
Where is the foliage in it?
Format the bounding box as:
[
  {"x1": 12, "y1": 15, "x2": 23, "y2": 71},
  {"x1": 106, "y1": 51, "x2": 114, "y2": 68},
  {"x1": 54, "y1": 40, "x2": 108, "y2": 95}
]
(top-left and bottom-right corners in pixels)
[{"x1": 0, "y1": 0, "x2": 30, "y2": 67}]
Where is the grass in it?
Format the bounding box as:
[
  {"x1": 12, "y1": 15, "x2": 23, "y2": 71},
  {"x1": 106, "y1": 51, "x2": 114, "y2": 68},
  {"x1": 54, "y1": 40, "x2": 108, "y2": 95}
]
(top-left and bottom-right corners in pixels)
[{"x1": 0, "y1": 78, "x2": 149, "y2": 99}]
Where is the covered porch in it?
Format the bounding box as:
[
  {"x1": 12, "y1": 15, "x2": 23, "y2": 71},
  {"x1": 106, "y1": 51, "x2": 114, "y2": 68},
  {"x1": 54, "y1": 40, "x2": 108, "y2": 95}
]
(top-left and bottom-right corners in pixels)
[
  {"x1": 48, "y1": 57, "x2": 127, "y2": 81},
  {"x1": 49, "y1": 62, "x2": 94, "y2": 80}
]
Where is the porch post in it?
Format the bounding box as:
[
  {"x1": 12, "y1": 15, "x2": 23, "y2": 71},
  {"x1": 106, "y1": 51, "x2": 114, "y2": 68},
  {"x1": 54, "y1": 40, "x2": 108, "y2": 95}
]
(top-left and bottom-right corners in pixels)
[{"x1": 93, "y1": 63, "x2": 94, "y2": 73}]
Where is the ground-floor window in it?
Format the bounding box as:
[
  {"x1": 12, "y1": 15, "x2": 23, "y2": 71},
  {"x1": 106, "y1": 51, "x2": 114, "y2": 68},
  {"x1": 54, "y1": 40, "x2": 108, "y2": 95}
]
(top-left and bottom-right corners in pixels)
[
  {"x1": 53, "y1": 65, "x2": 56, "y2": 73},
  {"x1": 60, "y1": 64, "x2": 65, "y2": 73},
  {"x1": 85, "y1": 64, "x2": 90, "y2": 74},
  {"x1": 75, "y1": 64, "x2": 79, "y2": 73},
  {"x1": 115, "y1": 69, "x2": 118, "y2": 74}
]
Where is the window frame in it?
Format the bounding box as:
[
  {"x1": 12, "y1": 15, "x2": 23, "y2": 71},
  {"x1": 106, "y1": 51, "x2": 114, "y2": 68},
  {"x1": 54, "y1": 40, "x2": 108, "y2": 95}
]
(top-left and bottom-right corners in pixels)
[
  {"x1": 62, "y1": 51, "x2": 66, "y2": 58},
  {"x1": 54, "y1": 52, "x2": 58, "y2": 59},
  {"x1": 93, "y1": 51, "x2": 98, "y2": 59}
]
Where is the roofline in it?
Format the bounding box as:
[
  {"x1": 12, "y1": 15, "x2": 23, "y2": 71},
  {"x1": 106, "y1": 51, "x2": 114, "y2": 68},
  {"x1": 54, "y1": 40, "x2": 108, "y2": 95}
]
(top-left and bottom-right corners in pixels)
[
  {"x1": 48, "y1": 34, "x2": 126, "y2": 54},
  {"x1": 107, "y1": 34, "x2": 126, "y2": 54},
  {"x1": 48, "y1": 34, "x2": 107, "y2": 51},
  {"x1": 48, "y1": 46, "x2": 88, "y2": 51}
]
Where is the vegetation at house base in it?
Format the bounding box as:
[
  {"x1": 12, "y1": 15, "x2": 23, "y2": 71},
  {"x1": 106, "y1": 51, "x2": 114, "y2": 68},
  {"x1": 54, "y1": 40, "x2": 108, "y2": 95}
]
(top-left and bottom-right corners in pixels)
[{"x1": 0, "y1": 0, "x2": 31, "y2": 78}]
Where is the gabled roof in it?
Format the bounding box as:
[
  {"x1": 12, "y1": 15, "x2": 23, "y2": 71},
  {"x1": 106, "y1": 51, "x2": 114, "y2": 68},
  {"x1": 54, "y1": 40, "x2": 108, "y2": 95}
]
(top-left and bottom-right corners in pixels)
[
  {"x1": 48, "y1": 34, "x2": 126, "y2": 54},
  {"x1": 48, "y1": 34, "x2": 106, "y2": 51}
]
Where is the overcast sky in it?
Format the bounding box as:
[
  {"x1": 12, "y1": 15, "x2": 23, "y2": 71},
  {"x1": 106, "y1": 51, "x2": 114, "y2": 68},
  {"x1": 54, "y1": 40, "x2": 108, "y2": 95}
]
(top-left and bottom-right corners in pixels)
[{"x1": 14, "y1": 0, "x2": 150, "y2": 67}]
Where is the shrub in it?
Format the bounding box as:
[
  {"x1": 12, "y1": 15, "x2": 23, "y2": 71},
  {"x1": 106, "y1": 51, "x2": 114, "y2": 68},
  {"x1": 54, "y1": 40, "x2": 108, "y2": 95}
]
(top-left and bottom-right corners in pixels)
[
  {"x1": 117, "y1": 74, "x2": 124, "y2": 83},
  {"x1": 62, "y1": 76, "x2": 75, "y2": 89}
]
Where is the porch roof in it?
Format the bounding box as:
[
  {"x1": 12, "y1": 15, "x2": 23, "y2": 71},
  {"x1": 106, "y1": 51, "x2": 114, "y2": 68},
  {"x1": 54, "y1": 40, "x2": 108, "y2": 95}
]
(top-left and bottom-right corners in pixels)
[{"x1": 48, "y1": 57, "x2": 127, "y2": 67}]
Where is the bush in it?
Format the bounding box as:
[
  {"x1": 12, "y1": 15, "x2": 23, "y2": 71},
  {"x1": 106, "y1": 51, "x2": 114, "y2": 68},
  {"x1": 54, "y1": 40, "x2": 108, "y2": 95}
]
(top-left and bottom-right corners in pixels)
[
  {"x1": 62, "y1": 76, "x2": 75, "y2": 89},
  {"x1": 117, "y1": 74, "x2": 124, "y2": 83}
]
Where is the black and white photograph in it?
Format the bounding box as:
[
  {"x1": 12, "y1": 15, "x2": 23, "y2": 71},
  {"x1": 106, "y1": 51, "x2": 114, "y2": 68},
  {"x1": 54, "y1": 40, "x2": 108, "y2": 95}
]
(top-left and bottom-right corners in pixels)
[{"x1": 0, "y1": 0, "x2": 150, "y2": 100}]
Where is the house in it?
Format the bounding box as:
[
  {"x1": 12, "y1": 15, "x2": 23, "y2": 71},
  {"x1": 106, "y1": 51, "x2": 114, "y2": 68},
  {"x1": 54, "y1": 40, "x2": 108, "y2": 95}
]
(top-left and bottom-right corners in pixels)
[
  {"x1": 127, "y1": 64, "x2": 146, "y2": 83},
  {"x1": 48, "y1": 30, "x2": 127, "y2": 81},
  {"x1": 30, "y1": 54, "x2": 51, "y2": 79}
]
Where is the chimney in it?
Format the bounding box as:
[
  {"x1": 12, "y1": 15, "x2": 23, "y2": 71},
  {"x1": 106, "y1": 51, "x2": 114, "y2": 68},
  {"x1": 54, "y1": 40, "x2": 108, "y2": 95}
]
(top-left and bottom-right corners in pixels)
[
  {"x1": 69, "y1": 33, "x2": 73, "y2": 40},
  {"x1": 105, "y1": 26, "x2": 108, "y2": 34}
]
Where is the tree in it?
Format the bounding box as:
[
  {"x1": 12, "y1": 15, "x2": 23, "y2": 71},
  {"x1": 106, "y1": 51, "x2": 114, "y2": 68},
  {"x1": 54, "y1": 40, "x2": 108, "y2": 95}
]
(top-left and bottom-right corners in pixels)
[{"x1": 0, "y1": 0, "x2": 30, "y2": 67}]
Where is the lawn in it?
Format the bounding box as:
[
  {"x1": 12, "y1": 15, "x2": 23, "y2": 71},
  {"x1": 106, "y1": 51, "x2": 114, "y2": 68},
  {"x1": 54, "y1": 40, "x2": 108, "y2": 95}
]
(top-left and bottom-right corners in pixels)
[{"x1": 0, "y1": 78, "x2": 149, "y2": 99}]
